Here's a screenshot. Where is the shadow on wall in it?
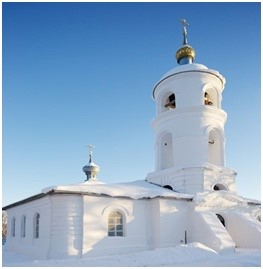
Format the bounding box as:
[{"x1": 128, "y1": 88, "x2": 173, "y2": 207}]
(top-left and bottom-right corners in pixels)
[{"x1": 81, "y1": 197, "x2": 191, "y2": 259}]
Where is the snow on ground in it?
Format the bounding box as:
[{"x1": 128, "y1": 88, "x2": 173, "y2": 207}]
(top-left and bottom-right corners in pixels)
[{"x1": 2, "y1": 243, "x2": 261, "y2": 267}]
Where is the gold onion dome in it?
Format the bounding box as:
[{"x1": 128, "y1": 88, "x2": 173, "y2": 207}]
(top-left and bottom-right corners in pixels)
[
  {"x1": 176, "y1": 44, "x2": 195, "y2": 64},
  {"x1": 176, "y1": 19, "x2": 195, "y2": 65}
]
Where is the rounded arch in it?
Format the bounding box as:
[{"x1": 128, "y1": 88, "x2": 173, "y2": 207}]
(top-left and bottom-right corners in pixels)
[
  {"x1": 208, "y1": 129, "x2": 223, "y2": 166},
  {"x1": 158, "y1": 131, "x2": 174, "y2": 170},
  {"x1": 107, "y1": 211, "x2": 125, "y2": 237},
  {"x1": 213, "y1": 183, "x2": 228, "y2": 191},
  {"x1": 11, "y1": 217, "x2": 16, "y2": 237},
  {"x1": 204, "y1": 125, "x2": 224, "y2": 137},
  {"x1": 205, "y1": 126, "x2": 225, "y2": 166},
  {"x1": 21, "y1": 215, "x2": 26, "y2": 238},
  {"x1": 33, "y1": 212, "x2": 40, "y2": 239},
  {"x1": 203, "y1": 86, "x2": 220, "y2": 108},
  {"x1": 101, "y1": 205, "x2": 129, "y2": 218},
  {"x1": 159, "y1": 90, "x2": 176, "y2": 113},
  {"x1": 163, "y1": 185, "x2": 173, "y2": 190}
]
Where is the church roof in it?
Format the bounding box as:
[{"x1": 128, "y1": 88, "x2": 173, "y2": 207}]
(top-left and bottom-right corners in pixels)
[
  {"x1": 3, "y1": 180, "x2": 260, "y2": 211},
  {"x1": 41, "y1": 180, "x2": 194, "y2": 200},
  {"x1": 2, "y1": 180, "x2": 193, "y2": 210}
]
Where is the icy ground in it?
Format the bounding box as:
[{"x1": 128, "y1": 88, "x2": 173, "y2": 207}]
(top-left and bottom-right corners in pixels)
[{"x1": 2, "y1": 243, "x2": 261, "y2": 267}]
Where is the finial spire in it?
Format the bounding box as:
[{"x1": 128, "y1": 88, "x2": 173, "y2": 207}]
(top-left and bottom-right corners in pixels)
[
  {"x1": 88, "y1": 144, "x2": 95, "y2": 163},
  {"x1": 175, "y1": 18, "x2": 195, "y2": 65},
  {"x1": 180, "y1": 18, "x2": 189, "y2": 45}
]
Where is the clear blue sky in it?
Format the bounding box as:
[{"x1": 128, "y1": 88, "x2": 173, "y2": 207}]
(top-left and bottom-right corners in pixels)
[{"x1": 2, "y1": 2, "x2": 261, "y2": 206}]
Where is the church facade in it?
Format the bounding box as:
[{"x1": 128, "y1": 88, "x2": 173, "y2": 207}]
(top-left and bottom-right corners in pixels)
[{"x1": 3, "y1": 21, "x2": 260, "y2": 260}]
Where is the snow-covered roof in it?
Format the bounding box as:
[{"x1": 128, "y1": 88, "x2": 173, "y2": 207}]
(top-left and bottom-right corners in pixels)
[
  {"x1": 152, "y1": 63, "x2": 225, "y2": 99},
  {"x1": 193, "y1": 191, "x2": 244, "y2": 208},
  {"x1": 193, "y1": 191, "x2": 261, "y2": 208},
  {"x1": 3, "y1": 180, "x2": 260, "y2": 210},
  {"x1": 41, "y1": 180, "x2": 194, "y2": 200},
  {"x1": 243, "y1": 197, "x2": 261, "y2": 206},
  {"x1": 161, "y1": 63, "x2": 209, "y2": 79}
]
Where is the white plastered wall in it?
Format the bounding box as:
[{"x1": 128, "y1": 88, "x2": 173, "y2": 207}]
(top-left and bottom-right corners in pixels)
[
  {"x1": 48, "y1": 194, "x2": 83, "y2": 259},
  {"x1": 82, "y1": 196, "x2": 153, "y2": 257},
  {"x1": 5, "y1": 196, "x2": 51, "y2": 260},
  {"x1": 81, "y1": 195, "x2": 191, "y2": 257}
]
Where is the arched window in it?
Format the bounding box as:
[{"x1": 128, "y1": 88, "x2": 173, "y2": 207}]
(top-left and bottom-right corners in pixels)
[
  {"x1": 204, "y1": 92, "x2": 213, "y2": 106},
  {"x1": 216, "y1": 214, "x2": 225, "y2": 227},
  {"x1": 11, "y1": 217, "x2": 16, "y2": 237},
  {"x1": 21, "y1": 215, "x2": 26, "y2": 238},
  {"x1": 160, "y1": 132, "x2": 173, "y2": 170},
  {"x1": 160, "y1": 92, "x2": 176, "y2": 113},
  {"x1": 208, "y1": 128, "x2": 224, "y2": 166},
  {"x1": 204, "y1": 88, "x2": 220, "y2": 108},
  {"x1": 165, "y1": 93, "x2": 176, "y2": 109},
  {"x1": 213, "y1": 183, "x2": 228, "y2": 191},
  {"x1": 163, "y1": 185, "x2": 173, "y2": 190},
  {"x1": 33, "y1": 213, "x2": 40, "y2": 239},
  {"x1": 108, "y1": 211, "x2": 124, "y2": 237}
]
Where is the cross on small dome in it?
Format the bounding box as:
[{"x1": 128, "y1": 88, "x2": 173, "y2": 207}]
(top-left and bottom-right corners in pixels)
[
  {"x1": 175, "y1": 18, "x2": 195, "y2": 65},
  {"x1": 83, "y1": 144, "x2": 100, "y2": 181}
]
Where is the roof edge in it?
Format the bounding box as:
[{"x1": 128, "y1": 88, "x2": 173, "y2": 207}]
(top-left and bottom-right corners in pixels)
[
  {"x1": 50, "y1": 189, "x2": 193, "y2": 201},
  {"x1": 2, "y1": 189, "x2": 193, "y2": 210},
  {"x1": 2, "y1": 192, "x2": 53, "y2": 210},
  {"x1": 152, "y1": 69, "x2": 225, "y2": 99}
]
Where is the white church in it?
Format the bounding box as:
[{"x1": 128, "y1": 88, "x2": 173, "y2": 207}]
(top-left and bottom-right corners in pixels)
[{"x1": 3, "y1": 20, "x2": 261, "y2": 260}]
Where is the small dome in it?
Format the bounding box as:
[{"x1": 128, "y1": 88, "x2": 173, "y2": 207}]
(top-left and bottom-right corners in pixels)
[
  {"x1": 83, "y1": 144, "x2": 100, "y2": 181},
  {"x1": 176, "y1": 44, "x2": 195, "y2": 64},
  {"x1": 83, "y1": 162, "x2": 100, "y2": 173}
]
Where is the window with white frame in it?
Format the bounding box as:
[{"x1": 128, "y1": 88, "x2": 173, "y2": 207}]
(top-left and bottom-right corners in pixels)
[
  {"x1": 108, "y1": 211, "x2": 124, "y2": 237},
  {"x1": 21, "y1": 215, "x2": 26, "y2": 238},
  {"x1": 33, "y1": 212, "x2": 40, "y2": 238},
  {"x1": 11, "y1": 217, "x2": 16, "y2": 237}
]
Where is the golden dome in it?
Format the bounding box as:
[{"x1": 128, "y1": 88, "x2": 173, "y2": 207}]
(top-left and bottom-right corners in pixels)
[{"x1": 176, "y1": 44, "x2": 195, "y2": 64}]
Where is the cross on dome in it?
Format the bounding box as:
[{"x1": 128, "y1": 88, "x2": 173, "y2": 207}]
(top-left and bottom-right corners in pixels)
[
  {"x1": 88, "y1": 144, "x2": 95, "y2": 163},
  {"x1": 180, "y1": 18, "x2": 189, "y2": 45},
  {"x1": 175, "y1": 18, "x2": 196, "y2": 65},
  {"x1": 83, "y1": 144, "x2": 100, "y2": 181}
]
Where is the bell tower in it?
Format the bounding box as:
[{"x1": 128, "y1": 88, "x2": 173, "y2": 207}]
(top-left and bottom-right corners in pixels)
[{"x1": 146, "y1": 19, "x2": 237, "y2": 194}]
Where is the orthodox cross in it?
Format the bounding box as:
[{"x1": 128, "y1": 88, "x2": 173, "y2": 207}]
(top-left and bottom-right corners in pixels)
[
  {"x1": 180, "y1": 18, "x2": 189, "y2": 45},
  {"x1": 87, "y1": 144, "x2": 95, "y2": 163}
]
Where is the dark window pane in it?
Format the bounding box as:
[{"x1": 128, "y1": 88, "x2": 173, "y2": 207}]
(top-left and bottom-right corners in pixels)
[
  {"x1": 116, "y1": 231, "x2": 123, "y2": 236},
  {"x1": 108, "y1": 211, "x2": 124, "y2": 237},
  {"x1": 108, "y1": 231, "x2": 115, "y2": 236}
]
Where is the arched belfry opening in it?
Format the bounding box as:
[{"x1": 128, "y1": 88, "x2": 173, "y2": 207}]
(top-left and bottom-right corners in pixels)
[
  {"x1": 216, "y1": 214, "x2": 226, "y2": 227},
  {"x1": 213, "y1": 183, "x2": 228, "y2": 191},
  {"x1": 160, "y1": 92, "x2": 176, "y2": 113},
  {"x1": 165, "y1": 93, "x2": 176, "y2": 109},
  {"x1": 160, "y1": 132, "x2": 174, "y2": 170},
  {"x1": 204, "y1": 92, "x2": 213, "y2": 106},
  {"x1": 208, "y1": 128, "x2": 224, "y2": 166},
  {"x1": 204, "y1": 88, "x2": 220, "y2": 108},
  {"x1": 163, "y1": 185, "x2": 173, "y2": 190}
]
